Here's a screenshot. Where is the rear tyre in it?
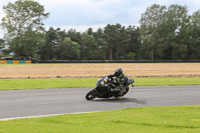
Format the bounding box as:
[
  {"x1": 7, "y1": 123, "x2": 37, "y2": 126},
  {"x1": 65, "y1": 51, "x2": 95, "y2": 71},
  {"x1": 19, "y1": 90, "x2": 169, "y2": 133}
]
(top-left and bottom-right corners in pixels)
[
  {"x1": 122, "y1": 88, "x2": 129, "y2": 96},
  {"x1": 114, "y1": 87, "x2": 129, "y2": 98},
  {"x1": 85, "y1": 89, "x2": 97, "y2": 100}
]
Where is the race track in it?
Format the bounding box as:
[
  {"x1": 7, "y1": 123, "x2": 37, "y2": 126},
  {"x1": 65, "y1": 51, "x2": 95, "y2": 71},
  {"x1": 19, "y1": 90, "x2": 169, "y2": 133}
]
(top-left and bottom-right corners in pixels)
[{"x1": 0, "y1": 85, "x2": 200, "y2": 120}]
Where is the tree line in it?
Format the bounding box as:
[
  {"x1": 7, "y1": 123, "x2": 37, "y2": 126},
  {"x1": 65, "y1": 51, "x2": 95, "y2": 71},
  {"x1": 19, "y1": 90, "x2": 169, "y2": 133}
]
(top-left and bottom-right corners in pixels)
[{"x1": 0, "y1": 0, "x2": 200, "y2": 60}]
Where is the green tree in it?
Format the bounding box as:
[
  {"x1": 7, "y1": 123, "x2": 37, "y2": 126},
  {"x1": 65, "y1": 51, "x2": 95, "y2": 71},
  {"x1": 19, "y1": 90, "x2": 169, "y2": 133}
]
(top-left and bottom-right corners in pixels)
[
  {"x1": 57, "y1": 37, "x2": 80, "y2": 60},
  {"x1": 126, "y1": 26, "x2": 141, "y2": 59},
  {"x1": 127, "y1": 52, "x2": 136, "y2": 60},
  {"x1": 0, "y1": 38, "x2": 12, "y2": 57},
  {"x1": 38, "y1": 27, "x2": 66, "y2": 60},
  {"x1": 67, "y1": 29, "x2": 82, "y2": 44},
  {"x1": 0, "y1": 39, "x2": 5, "y2": 57},
  {"x1": 188, "y1": 10, "x2": 200, "y2": 59},
  {"x1": 104, "y1": 24, "x2": 129, "y2": 60},
  {"x1": 160, "y1": 5, "x2": 189, "y2": 60},
  {"x1": 87, "y1": 28, "x2": 94, "y2": 36},
  {"x1": 0, "y1": 39, "x2": 4, "y2": 50},
  {"x1": 80, "y1": 33, "x2": 99, "y2": 60},
  {"x1": 1, "y1": 0, "x2": 49, "y2": 58},
  {"x1": 140, "y1": 4, "x2": 192, "y2": 60},
  {"x1": 93, "y1": 28, "x2": 108, "y2": 60},
  {"x1": 117, "y1": 26, "x2": 129, "y2": 60},
  {"x1": 104, "y1": 24, "x2": 117, "y2": 60},
  {"x1": 140, "y1": 4, "x2": 166, "y2": 60}
]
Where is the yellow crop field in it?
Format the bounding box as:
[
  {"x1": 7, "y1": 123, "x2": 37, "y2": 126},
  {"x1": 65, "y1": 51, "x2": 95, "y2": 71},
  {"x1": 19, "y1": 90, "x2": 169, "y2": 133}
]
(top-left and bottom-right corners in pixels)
[{"x1": 0, "y1": 63, "x2": 200, "y2": 79}]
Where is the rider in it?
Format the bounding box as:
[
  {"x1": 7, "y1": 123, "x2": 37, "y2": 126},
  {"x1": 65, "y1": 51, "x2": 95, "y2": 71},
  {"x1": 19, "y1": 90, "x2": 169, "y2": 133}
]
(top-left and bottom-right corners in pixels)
[{"x1": 105, "y1": 68, "x2": 129, "y2": 97}]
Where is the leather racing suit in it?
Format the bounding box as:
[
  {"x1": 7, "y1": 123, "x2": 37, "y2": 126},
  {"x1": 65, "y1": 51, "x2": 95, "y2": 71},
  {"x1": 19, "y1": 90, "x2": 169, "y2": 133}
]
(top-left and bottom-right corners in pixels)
[{"x1": 106, "y1": 73, "x2": 129, "y2": 96}]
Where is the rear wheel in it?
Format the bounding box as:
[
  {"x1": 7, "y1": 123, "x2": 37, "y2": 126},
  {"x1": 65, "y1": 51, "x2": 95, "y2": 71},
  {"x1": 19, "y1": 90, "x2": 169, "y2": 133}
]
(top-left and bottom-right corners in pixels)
[
  {"x1": 114, "y1": 87, "x2": 129, "y2": 98},
  {"x1": 122, "y1": 88, "x2": 129, "y2": 96},
  {"x1": 85, "y1": 89, "x2": 97, "y2": 100}
]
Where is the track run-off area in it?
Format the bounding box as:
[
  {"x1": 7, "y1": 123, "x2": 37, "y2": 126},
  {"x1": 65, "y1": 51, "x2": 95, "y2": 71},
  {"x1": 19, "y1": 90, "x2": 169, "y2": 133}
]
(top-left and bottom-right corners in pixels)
[{"x1": 1, "y1": 85, "x2": 200, "y2": 120}]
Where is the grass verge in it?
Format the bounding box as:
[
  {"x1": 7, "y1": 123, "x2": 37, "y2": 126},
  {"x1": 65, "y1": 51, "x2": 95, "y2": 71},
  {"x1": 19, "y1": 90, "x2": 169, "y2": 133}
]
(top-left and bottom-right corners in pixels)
[
  {"x1": 0, "y1": 77, "x2": 200, "y2": 90},
  {"x1": 0, "y1": 105, "x2": 200, "y2": 133}
]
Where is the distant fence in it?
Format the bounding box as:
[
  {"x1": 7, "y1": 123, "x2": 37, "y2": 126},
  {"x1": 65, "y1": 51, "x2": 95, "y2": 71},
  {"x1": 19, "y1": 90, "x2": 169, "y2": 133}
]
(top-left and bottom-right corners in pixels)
[
  {"x1": 0, "y1": 60, "x2": 32, "y2": 64},
  {"x1": 31, "y1": 60, "x2": 200, "y2": 63},
  {"x1": 1, "y1": 60, "x2": 199, "y2": 64}
]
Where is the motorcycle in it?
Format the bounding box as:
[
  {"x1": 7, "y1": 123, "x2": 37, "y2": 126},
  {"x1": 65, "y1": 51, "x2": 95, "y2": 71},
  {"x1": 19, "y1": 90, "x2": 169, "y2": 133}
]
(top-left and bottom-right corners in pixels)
[{"x1": 85, "y1": 76, "x2": 134, "y2": 100}]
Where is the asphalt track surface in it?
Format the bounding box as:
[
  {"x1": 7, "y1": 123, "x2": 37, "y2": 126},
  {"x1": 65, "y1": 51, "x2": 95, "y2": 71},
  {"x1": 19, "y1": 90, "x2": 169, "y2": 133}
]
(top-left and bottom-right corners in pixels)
[{"x1": 0, "y1": 85, "x2": 200, "y2": 120}]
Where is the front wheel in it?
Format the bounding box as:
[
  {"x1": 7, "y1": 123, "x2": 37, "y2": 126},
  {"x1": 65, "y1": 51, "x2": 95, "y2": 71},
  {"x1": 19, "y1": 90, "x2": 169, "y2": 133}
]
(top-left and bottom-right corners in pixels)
[{"x1": 85, "y1": 89, "x2": 97, "y2": 100}]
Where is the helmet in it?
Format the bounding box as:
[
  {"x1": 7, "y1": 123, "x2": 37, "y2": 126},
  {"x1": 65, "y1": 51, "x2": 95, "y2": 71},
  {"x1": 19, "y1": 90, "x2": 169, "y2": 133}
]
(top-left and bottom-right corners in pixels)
[{"x1": 114, "y1": 68, "x2": 123, "y2": 77}]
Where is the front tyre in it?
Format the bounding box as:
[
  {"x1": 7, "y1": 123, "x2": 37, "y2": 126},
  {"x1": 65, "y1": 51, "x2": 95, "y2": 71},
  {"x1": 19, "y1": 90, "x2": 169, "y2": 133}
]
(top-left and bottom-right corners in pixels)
[{"x1": 85, "y1": 89, "x2": 97, "y2": 100}]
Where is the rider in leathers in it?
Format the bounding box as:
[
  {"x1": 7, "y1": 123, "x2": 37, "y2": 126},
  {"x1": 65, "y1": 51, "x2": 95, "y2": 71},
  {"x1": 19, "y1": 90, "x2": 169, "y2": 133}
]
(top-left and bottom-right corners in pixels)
[{"x1": 105, "y1": 68, "x2": 129, "y2": 97}]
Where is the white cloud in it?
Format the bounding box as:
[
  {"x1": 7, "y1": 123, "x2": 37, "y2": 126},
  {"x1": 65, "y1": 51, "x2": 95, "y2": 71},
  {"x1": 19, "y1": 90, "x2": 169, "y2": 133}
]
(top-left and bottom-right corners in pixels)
[
  {"x1": 151, "y1": 0, "x2": 200, "y2": 14},
  {"x1": 1, "y1": 0, "x2": 200, "y2": 38},
  {"x1": 39, "y1": 0, "x2": 90, "y2": 6},
  {"x1": 0, "y1": 13, "x2": 3, "y2": 24},
  {"x1": 0, "y1": 0, "x2": 16, "y2": 22},
  {"x1": 45, "y1": 23, "x2": 139, "y2": 33},
  {"x1": 37, "y1": 0, "x2": 144, "y2": 26},
  {"x1": 44, "y1": 24, "x2": 101, "y2": 33}
]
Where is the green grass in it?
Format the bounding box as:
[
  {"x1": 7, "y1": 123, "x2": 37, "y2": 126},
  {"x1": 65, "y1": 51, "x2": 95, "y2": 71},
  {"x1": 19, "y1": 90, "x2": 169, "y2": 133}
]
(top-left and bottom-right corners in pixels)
[
  {"x1": 0, "y1": 77, "x2": 200, "y2": 90},
  {"x1": 0, "y1": 105, "x2": 200, "y2": 133},
  {"x1": 0, "y1": 78, "x2": 96, "y2": 90}
]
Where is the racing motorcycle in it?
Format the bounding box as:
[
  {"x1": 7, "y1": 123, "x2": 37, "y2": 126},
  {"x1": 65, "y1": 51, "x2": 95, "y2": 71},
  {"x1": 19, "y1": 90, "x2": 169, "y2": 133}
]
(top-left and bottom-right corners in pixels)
[{"x1": 85, "y1": 76, "x2": 134, "y2": 100}]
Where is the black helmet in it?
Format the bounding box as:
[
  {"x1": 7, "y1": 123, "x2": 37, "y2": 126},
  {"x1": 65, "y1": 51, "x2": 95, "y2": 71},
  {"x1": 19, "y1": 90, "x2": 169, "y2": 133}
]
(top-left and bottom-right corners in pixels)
[{"x1": 114, "y1": 68, "x2": 123, "y2": 77}]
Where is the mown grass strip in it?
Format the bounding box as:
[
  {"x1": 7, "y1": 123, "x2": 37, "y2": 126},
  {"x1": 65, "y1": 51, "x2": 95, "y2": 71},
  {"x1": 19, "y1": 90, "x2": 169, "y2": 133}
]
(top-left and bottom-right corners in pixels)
[
  {"x1": 0, "y1": 105, "x2": 200, "y2": 133},
  {"x1": 0, "y1": 77, "x2": 200, "y2": 90}
]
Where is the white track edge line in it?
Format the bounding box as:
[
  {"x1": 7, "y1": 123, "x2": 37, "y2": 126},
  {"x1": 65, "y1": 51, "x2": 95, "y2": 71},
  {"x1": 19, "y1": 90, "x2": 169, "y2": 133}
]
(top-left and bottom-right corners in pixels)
[{"x1": 0, "y1": 111, "x2": 100, "y2": 121}]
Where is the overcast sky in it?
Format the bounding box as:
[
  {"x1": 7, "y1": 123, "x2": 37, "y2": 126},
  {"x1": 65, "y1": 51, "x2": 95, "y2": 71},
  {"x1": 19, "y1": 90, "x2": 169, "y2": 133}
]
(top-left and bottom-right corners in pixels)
[{"x1": 1, "y1": 0, "x2": 200, "y2": 38}]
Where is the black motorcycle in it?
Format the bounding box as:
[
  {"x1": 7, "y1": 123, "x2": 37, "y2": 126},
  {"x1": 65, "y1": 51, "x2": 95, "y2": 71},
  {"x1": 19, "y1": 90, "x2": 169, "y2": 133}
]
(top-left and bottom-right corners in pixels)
[{"x1": 85, "y1": 76, "x2": 134, "y2": 100}]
